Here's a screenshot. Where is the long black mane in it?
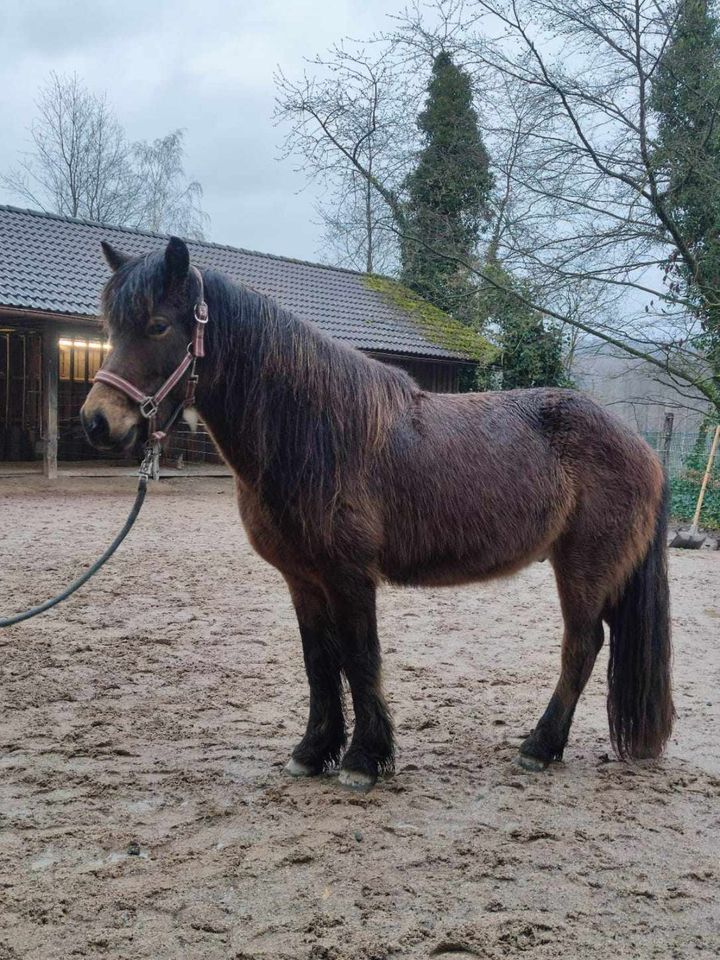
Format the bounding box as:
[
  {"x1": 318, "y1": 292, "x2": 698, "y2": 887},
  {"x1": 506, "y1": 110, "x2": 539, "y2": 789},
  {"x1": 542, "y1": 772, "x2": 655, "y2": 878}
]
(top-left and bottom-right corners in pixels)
[
  {"x1": 105, "y1": 254, "x2": 418, "y2": 540},
  {"x1": 201, "y1": 268, "x2": 418, "y2": 540}
]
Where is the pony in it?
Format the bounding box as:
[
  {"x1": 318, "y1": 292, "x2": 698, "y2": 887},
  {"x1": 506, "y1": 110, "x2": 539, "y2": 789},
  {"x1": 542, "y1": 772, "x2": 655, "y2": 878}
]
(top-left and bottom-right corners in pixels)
[{"x1": 80, "y1": 236, "x2": 673, "y2": 792}]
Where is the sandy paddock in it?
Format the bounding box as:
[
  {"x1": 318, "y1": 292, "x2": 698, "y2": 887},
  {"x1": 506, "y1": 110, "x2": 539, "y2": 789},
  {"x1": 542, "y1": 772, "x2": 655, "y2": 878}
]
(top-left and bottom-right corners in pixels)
[{"x1": 0, "y1": 475, "x2": 718, "y2": 959}]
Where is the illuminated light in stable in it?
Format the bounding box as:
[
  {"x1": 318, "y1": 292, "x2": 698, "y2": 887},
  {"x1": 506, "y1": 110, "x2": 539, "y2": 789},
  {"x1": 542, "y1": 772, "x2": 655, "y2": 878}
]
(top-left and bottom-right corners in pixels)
[{"x1": 58, "y1": 338, "x2": 111, "y2": 350}]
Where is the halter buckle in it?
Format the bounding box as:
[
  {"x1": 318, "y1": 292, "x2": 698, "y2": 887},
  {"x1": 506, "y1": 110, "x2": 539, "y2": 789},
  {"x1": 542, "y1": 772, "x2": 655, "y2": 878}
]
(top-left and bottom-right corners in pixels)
[
  {"x1": 184, "y1": 372, "x2": 199, "y2": 407},
  {"x1": 194, "y1": 302, "x2": 209, "y2": 324},
  {"x1": 139, "y1": 397, "x2": 159, "y2": 419}
]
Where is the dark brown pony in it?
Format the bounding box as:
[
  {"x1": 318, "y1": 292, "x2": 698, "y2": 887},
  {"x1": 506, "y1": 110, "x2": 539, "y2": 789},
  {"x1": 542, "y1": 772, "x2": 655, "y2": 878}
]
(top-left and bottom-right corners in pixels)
[{"x1": 81, "y1": 237, "x2": 673, "y2": 791}]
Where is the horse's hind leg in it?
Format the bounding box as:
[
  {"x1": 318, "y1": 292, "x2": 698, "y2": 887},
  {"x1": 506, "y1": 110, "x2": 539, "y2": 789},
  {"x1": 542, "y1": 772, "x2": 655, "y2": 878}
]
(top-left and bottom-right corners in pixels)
[
  {"x1": 517, "y1": 564, "x2": 605, "y2": 771},
  {"x1": 284, "y1": 577, "x2": 346, "y2": 776}
]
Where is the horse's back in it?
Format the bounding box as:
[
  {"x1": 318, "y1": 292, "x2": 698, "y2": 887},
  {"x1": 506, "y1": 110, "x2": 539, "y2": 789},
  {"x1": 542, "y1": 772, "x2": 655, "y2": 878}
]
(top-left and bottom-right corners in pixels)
[{"x1": 376, "y1": 387, "x2": 662, "y2": 587}]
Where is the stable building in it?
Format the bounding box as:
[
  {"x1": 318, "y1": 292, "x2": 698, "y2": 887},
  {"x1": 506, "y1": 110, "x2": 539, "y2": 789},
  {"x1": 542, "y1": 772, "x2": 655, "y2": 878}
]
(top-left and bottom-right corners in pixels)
[{"x1": 0, "y1": 205, "x2": 482, "y2": 476}]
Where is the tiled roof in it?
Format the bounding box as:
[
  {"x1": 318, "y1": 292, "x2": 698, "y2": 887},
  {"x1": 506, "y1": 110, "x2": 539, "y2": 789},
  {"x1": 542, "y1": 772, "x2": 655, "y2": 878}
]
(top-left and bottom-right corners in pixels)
[{"x1": 0, "y1": 205, "x2": 470, "y2": 361}]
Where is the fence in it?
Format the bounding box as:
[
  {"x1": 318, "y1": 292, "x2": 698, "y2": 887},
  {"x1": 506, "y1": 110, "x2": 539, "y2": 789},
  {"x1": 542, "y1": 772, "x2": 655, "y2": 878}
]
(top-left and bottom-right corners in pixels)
[
  {"x1": 643, "y1": 422, "x2": 720, "y2": 528},
  {"x1": 643, "y1": 426, "x2": 718, "y2": 480}
]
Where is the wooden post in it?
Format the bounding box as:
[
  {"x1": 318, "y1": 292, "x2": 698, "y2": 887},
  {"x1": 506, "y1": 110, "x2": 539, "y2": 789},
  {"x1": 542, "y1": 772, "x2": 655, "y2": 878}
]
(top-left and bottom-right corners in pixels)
[
  {"x1": 690, "y1": 424, "x2": 720, "y2": 532},
  {"x1": 660, "y1": 412, "x2": 674, "y2": 475},
  {"x1": 42, "y1": 328, "x2": 58, "y2": 479}
]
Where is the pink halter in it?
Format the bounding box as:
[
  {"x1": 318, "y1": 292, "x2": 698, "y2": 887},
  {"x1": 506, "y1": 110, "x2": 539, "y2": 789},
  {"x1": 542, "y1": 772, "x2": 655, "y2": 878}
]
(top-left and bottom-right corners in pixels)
[{"x1": 93, "y1": 265, "x2": 209, "y2": 442}]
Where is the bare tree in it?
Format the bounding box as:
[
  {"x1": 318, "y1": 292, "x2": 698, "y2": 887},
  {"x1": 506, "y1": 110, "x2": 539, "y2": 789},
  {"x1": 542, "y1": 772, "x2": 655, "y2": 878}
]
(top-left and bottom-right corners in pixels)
[
  {"x1": 276, "y1": 1, "x2": 720, "y2": 415},
  {"x1": 275, "y1": 45, "x2": 417, "y2": 271},
  {"x1": 132, "y1": 130, "x2": 209, "y2": 240},
  {"x1": 422, "y1": 0, "x2": 720, "y2": 409},
  {"x1": 315, "y1": 173, "x2": 397, "y2": 274},
  {"x1": 3, "y1": 72, "x2": 138, "y2": 223},
  {"x1": 3, "y1": 73, "x2": 209, "y2": 239}
]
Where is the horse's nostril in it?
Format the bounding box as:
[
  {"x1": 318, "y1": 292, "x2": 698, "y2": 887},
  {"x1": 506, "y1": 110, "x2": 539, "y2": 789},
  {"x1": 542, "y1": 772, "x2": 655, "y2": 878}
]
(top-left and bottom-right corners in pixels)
[{"x1": 83, "y1": 411, "x2": 110, "y2": 445}]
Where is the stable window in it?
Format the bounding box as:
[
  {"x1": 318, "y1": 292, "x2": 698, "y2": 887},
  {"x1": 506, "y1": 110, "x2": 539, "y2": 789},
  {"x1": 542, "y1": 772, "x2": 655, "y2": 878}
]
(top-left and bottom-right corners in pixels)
[{"x1": 58, "y1": 339, "x2": 110, "y2": 382}]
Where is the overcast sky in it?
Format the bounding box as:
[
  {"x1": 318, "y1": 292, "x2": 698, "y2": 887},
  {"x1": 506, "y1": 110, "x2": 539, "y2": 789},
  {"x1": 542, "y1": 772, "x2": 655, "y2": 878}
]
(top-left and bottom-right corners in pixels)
[{"x1": 0, "y1": 0, "x2": 399, "y2": 262}]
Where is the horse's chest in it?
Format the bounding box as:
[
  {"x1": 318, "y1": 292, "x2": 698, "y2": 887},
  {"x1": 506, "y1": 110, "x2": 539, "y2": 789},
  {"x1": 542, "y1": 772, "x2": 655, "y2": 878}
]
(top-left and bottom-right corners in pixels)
[{"x1": 235, "y1": 484, "x2": 312, "y2": 577}]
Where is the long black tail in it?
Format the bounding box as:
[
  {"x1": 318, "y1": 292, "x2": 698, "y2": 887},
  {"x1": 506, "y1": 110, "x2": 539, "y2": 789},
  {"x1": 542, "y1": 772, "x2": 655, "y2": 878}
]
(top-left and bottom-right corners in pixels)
[{"x1": 607, "y1": 483, "x2": 674, "y2": 759}]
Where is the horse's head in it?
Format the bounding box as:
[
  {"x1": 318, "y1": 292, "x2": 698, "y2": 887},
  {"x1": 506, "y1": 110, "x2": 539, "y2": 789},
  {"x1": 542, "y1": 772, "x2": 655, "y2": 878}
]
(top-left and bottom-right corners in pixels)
[{"x1": 81, "y1": 236, "x2": 201, "y2": 453}]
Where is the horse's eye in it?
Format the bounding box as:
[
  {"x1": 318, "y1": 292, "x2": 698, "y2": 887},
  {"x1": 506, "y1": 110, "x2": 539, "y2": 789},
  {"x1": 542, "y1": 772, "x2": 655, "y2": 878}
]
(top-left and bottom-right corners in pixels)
[{"x1": 146, "y1": 320, "x2": 170, "y2": 338}]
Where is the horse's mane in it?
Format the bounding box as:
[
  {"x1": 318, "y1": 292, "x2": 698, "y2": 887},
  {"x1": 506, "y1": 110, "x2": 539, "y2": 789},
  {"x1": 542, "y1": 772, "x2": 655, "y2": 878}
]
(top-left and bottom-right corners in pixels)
[
  {"x1": 201, "y1": 268, "x2": 419, "y2": 538},
  {"x1": 104, "y1": 253, "x2": 419, "y2": 539}
]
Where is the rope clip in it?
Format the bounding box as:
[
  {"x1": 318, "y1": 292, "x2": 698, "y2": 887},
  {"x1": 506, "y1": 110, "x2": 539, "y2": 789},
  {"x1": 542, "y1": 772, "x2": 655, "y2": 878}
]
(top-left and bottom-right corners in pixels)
[{"x1": 139, "y1": 441, "x2": 162, "y2": 483}]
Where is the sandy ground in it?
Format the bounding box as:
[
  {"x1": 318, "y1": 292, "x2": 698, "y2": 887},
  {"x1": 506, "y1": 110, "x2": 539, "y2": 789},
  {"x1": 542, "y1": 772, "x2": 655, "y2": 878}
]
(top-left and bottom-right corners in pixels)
[{"x1": 0, "y1": 475, "x2": 719, "y2": 960}]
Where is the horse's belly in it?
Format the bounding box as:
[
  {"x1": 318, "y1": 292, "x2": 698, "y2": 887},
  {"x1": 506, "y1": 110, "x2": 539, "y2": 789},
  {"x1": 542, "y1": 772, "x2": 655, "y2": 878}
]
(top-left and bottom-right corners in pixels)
[
  {"x1": 377, "y1": 464, "x2": 573, "y2": 587},
  {"x1": 380, "y1": 524, "x2": 555, "y2": 587}
]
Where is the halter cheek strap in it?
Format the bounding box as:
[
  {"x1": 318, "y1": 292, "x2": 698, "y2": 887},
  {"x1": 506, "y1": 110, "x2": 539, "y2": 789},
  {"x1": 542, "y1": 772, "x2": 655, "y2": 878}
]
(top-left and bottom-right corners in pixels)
[{"x1": 93, "y1": 265, "x2": 209, "y2": 444}]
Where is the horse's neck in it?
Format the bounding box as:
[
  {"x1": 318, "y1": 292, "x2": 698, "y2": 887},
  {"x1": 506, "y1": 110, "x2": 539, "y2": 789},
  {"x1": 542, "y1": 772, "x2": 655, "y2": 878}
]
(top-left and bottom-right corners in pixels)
[
  {"x1": 193, "y1": 302, "x2": 344, "y2": 479},
  {"x1": 193, "y1": 296, "x2": 411, "y2": 490},
  {"x1": 193, "y1": 347, "x2": 262, "y2": 479}
]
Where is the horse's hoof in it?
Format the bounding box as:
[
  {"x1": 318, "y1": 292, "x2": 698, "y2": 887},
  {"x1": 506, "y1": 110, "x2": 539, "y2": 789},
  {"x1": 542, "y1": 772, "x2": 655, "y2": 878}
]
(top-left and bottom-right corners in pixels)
[
  {"x1": 514, "y1": 752, "x2": 550, "y2": 772},
  {"x1": 338, "y1": 768, "x2": 376, "y2": 793},
  {"x1": 284, "y1": 757, "x2": 315, "y2": 778}
]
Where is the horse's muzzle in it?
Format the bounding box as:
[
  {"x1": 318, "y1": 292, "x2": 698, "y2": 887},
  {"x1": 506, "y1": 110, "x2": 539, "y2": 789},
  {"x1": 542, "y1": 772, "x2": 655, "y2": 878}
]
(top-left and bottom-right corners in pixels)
[
  {"x1": 80, "y1": 407, "x2": 138, "y2": 452},
  {"x1": 81, "y1": 409, "x2": 111, "y2": 447},
  {"x1": 80, "y1": 382, "x2": 143, "y2": 453}
]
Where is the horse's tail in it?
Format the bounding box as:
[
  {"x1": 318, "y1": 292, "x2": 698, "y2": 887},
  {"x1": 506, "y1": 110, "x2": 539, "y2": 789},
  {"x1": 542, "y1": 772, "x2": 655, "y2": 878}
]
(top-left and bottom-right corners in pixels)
[{"x1": 607, "y1": 481, "x2": 674, "y2": 759}]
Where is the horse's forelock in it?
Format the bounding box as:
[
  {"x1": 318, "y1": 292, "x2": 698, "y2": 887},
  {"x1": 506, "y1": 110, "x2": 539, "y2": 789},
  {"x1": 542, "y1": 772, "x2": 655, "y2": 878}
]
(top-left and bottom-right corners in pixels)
[{"x1": 102, "y1": 253, "x2": 166, "y2": 334}]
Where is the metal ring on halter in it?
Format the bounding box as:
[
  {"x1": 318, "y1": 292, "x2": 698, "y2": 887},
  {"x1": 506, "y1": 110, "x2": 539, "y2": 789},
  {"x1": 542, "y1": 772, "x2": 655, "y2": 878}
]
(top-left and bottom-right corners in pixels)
[{"x1": 139, "y1": 397, "x2": 159, "y2": 419}]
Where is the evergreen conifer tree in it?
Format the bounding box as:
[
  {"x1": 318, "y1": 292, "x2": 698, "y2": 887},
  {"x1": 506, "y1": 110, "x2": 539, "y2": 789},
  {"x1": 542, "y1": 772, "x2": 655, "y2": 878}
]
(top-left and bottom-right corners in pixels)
[
  {"x1": 401, "y1": 51, "x2": 492, "y2": 323},
  {"x1": 651, "y1": 0, "x2": 720, "y2": 373}
]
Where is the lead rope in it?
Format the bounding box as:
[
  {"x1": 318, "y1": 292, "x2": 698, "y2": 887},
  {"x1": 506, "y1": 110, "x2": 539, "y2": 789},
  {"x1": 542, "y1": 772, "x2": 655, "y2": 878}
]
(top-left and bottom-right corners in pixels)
[
  {"x1": 0, "y1": 446, "x2": 157, "y2": 628},
  {"x1": 1, "y1": 267, "x2": 208, "y2": 628}
]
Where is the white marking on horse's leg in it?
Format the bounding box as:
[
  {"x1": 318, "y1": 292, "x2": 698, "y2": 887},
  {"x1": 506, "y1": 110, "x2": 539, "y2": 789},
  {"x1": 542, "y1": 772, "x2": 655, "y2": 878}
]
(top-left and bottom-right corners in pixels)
[
  {"x1": 338, "y1": 768, "x2": 376, "y2": 793},
  {"x1": 284, "y1": 757, "x2": 314, "y2": 777},
  {"x1": 513, "y1": 752, "x2": 550, "y2": 772}
]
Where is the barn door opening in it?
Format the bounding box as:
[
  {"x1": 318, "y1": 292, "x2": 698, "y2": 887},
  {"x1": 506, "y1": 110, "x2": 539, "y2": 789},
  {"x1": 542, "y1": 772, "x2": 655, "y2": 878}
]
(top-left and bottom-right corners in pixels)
[
  {"x1": 57, "y1": 337, "x2": 119, "y2": 460},
  {"x1": 0, "y1": 330, "x2": 42, "y2": 461}
]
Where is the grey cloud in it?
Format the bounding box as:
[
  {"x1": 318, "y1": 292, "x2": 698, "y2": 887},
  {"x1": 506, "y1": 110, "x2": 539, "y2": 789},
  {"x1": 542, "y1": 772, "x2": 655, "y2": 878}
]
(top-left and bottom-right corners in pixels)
[{"x1": 0, "y1": 0, "x2": 395, "y2": 262}]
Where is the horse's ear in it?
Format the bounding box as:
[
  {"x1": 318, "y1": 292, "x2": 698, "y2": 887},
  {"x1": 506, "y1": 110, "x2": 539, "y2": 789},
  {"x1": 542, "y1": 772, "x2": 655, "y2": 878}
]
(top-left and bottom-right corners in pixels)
[
  {"x1": 164, "y1": 236, "x2": 190, "y2": 287},
  {"x1": 101, "y1": 241, "x2": 131, "y2": 272}
]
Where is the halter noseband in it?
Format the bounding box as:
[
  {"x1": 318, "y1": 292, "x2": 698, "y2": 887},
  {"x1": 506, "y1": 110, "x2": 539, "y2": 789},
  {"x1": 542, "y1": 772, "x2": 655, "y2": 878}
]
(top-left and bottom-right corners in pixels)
[{"x1": 93, "y1": 264, "x2": 209, "y2": 445}]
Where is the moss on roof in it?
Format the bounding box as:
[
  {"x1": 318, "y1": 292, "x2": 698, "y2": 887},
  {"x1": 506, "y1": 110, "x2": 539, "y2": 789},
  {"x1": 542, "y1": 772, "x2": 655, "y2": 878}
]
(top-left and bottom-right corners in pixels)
[{"x1": 363, "y1": 275, "x2": 496, "y2": 364}]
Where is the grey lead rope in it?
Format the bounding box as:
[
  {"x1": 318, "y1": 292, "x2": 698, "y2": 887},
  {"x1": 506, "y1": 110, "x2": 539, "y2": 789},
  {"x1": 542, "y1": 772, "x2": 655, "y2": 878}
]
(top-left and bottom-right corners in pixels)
[
  {"x1": 1, "y1": 270, "x2": 205, "y2": 629},
  {"x1": 0, "y1": 447, "x2": 156, "y2": 628}
]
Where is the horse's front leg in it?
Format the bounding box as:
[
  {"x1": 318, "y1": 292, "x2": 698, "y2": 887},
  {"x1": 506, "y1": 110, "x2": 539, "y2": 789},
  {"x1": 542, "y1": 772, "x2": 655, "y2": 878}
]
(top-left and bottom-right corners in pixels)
[
  {"x1": 328, "y1": 576, "x2": 394, "y2": 792},
  {"x1": 284, "y1": 577, "x2": 347, "y2": 777}
]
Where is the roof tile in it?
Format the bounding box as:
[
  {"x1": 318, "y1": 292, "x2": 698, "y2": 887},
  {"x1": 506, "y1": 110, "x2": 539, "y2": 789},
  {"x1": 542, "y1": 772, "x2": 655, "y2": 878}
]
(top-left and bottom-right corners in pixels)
[{"x1": 0, "y1": 205, "x2": 467, "y2": 360}]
